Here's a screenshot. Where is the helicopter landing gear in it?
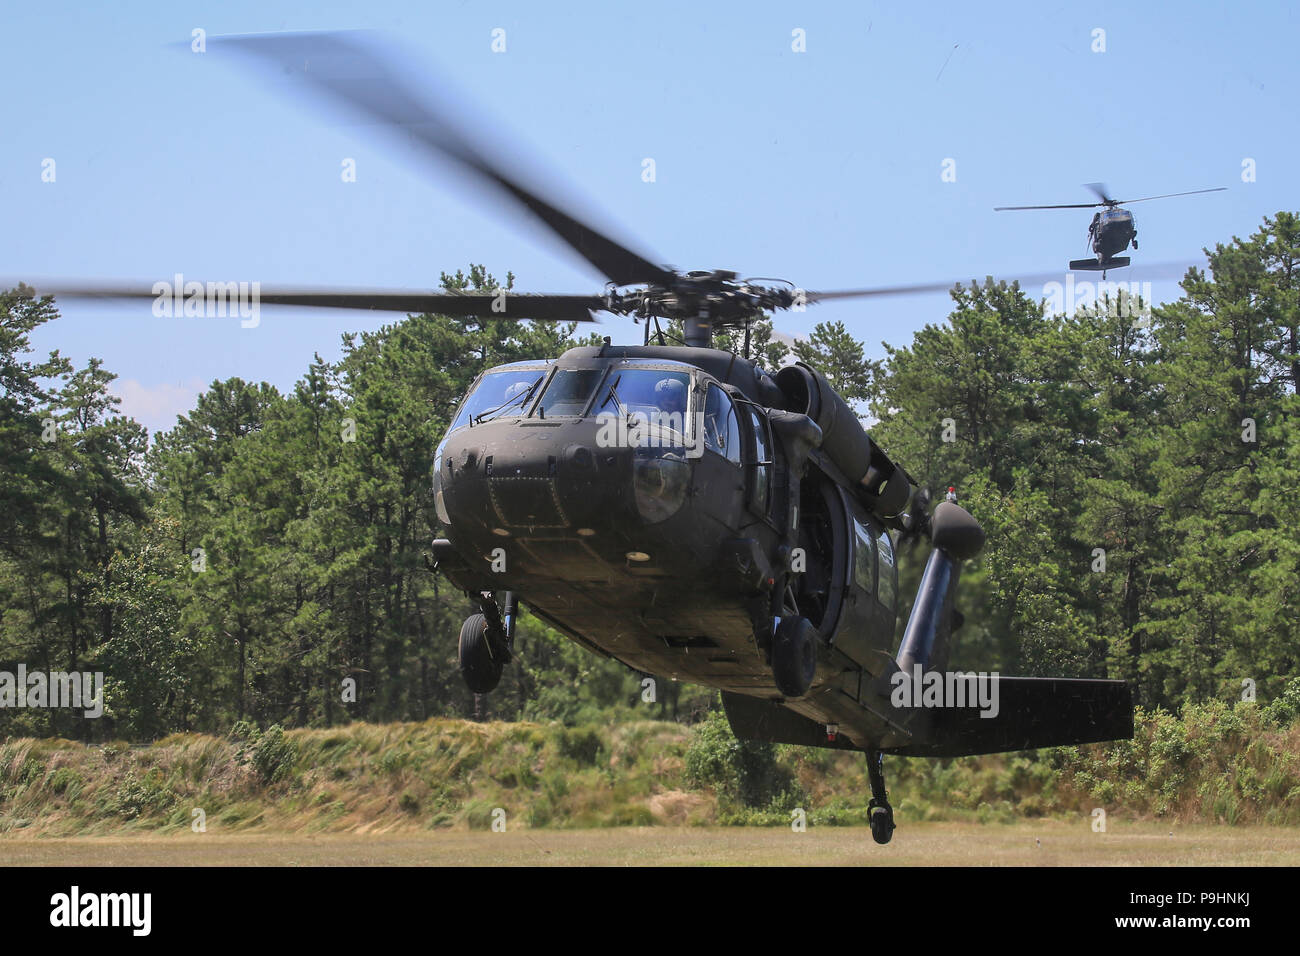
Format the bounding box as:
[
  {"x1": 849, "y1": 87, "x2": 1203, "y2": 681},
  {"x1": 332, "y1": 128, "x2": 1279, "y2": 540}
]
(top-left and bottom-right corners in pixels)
[
  {"x1": 458, "y1": 613, "x2": 504, "y2": 693},
  {"x1": 458, "y1": 591, "x2": 517, "y2": 694},
  {"x1": 770, "y1": 615, "x2": 818, "y2": 698},
  {"x1": 867, "y1": 749, "x2": 896, "y2": 845}
]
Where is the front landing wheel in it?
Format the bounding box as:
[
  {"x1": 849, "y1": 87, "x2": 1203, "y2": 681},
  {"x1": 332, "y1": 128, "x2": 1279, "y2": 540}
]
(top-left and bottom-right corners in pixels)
[{"x1": 459, "y1": 613, "x2": 504, "y2": 694}]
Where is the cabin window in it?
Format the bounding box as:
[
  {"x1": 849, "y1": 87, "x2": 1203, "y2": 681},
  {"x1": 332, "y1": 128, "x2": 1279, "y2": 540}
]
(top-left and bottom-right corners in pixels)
[
  {"x1": 748, "y1": 406, "x2": 772, "y2": 512},
  {"x1": 877, "y1": 529, "x2": 896, "y2": 611},
  {"x1": 534, "y1": 368, "x2": 605, "y2": 418},
  {"x1": 703, "y1": 385, "x2": 742, "y2": 465},
  {"x1": 853, "y1": 520, "x2": 875, "y2": 595},
  {"x1": 450, "y1": 366, "x2": 547, "y2": 431}
]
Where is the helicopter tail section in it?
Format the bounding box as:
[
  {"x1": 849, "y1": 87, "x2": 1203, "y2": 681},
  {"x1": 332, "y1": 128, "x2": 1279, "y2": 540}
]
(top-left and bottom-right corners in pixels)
[
  {"x1": 882, "y1": 498, "x2": 1133, "y2": 756},
  {"x1": 884, "y1": 677, "x2": 1133, "y2": 757},
  {"x1": 722, "y1": 677, "x2": 1133, "y2": 756},
  {"x1": 895, "y1": 500, "x2": 986, "y2": 675}
]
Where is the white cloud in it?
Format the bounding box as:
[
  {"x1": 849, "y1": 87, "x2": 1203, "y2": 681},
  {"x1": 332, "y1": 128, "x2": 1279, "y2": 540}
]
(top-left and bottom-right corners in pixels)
[{"x1": 111, "y1": 378, "x2": 204, "y2": 435}]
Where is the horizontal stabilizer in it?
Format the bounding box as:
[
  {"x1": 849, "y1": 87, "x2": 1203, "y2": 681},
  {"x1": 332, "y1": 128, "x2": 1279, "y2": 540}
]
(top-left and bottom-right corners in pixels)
[
  {"x1": 885, "y1": 677, "x2": 1132, "y2": 757},
  {"x1": 1068, "y1": 256, "x2": 1130, "y2": 271}
]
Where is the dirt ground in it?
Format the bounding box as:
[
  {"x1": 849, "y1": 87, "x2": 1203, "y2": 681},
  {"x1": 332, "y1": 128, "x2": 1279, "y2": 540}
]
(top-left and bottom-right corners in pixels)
[{"x1": 2, "y1": 820, "x2": 1297, "y2": 866}]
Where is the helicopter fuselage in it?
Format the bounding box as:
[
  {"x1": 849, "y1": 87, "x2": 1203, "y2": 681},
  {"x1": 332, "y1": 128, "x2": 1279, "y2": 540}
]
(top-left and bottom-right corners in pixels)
[
  {"x1": 1089, "y1": 206, "x2": 1137, "y2": 260},
  {"x1": 433, "y1": 343, "x2": 915, "y2": 748}
]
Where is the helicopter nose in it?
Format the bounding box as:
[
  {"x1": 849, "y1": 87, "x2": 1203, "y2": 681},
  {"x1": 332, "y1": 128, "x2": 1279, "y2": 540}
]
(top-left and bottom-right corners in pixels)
[
  {"x1": 438, "y1": 422, "x2": 631, "y2": 534},
  {"x1": 438, "y1": 421, "x2": 694, "y2": 538}
]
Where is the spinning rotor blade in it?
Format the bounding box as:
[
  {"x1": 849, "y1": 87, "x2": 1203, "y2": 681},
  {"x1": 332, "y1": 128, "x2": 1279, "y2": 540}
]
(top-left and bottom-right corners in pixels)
[
  {"x1": 997, "y1": 185, "x2": 1226, "y2": 212},
  {"x1": 14, "y1": 280, "x2": 607, "y2": 321},
  {"x1": 1106, "y1": 187, "x2": 1227, "y2": 205},
  {"x1": 217, "y1": 31, "x2": 674, "y2": 287},
  {"x1": 805, "y1": 280, "x2": 960, "y2": 302},
  {"x1": 804, "y1": 260, "x2": 1199, "y2": 303},
  {"x1": 1083, "y1": 182, "x2": 1113, "y2": 204},
  {"x1": 994, "y1": 201, "x2": 1103, "y2": 211}
]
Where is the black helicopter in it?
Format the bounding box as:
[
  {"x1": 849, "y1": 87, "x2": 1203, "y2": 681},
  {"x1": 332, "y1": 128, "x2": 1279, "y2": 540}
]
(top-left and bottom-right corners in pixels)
[
  {"x1": 995, "y1": 183, "x2": 1225, "y2": 278},
  {"x1": 27, "y1": 32, "x2": 1133, "y2": 845}
]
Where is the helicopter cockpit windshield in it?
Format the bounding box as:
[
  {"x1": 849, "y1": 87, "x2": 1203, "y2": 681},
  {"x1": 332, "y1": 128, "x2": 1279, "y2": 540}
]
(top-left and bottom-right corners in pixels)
[
  {"x1": 595, "y1": 366, "x2": 692, "y2": 435},
  {"x1": 449, "y1": 364, "x2": 548, "y2": 431},
  {"x1": 533, "y1": 368, "x2": 606, "y2": 417}
]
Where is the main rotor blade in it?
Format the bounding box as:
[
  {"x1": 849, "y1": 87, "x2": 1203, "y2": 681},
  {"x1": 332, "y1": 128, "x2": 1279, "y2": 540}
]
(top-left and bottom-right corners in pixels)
[
  {"x1": 1083, "y1": 182, "x2": 1113, "y2": 204},
  {"x1": 804, "y1": 260, "x2": 1199, "y2": 303},
  {"x1": 994, "y1": 202, "x2": 1103, "y2": 211},
  {"x1": 15, "y1": 280, "x2": 606, "y2": 321},
  {"x1": 805, "y1": 280, "x2": 958, "y2": 301},
  {"x1": 1109, "y1": 187, "x2": 1227, "y2": 205},
  {"x1": 215, "y1": 31, "x2": 674, "y2": 287}
]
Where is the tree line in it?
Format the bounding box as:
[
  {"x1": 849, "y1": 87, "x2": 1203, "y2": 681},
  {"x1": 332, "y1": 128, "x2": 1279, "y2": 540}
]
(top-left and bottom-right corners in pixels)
[{"x1": 1, "y1": 217, "x2": 1296, "y2": 740}]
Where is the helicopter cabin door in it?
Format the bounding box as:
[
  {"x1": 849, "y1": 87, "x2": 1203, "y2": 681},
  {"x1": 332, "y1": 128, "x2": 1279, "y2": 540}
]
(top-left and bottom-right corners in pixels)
[{"x1": 831, "y1": 495, "x2": 899, "y2": 676}]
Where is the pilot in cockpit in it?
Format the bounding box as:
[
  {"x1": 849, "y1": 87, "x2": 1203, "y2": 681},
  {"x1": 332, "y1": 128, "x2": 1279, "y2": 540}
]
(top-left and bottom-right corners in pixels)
[{"x1": 655, "y1": 377, "x2": 687, "y2": 417}]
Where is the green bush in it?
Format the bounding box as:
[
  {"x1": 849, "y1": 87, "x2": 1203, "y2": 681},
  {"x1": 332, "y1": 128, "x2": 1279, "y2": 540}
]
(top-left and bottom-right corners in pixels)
[
  {"x1": 229, "y1": 723, "x2": 300, "y2": 784},
  {"x1": 47, "y1": 767, "x2": 82, "y2": 797},
  {"x1": 558, "y1": 727, "x2": 603, "y2": 766},
  {"x1": 684, "y1": 711, "x2": 802, "y2": 809},
  {"x1": 251, "y1": 725, "x2": 299, "y2": 784},
  {"x1": 1264, "y1": 678, "x2": 1300, "y2": 726},
  {"x1": 111, "y1": 771, "x2": 175, "y2": 820}
]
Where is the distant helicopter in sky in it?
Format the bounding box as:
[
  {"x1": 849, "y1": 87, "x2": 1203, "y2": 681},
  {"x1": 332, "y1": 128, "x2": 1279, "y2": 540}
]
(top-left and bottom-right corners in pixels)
[{"x1": 995, "y1": 183, "x2": 1225, "y2": 278}]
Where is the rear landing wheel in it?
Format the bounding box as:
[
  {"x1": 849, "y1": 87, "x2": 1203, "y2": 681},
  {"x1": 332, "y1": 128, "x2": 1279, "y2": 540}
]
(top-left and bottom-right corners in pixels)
[
  {"x1": 869, "y1": 801, "x2": 895, "y2": 845},
  {"x1": 459, "y1": 613, "x2": 504, "y2": 694},
  {"x1": 867, "y1": 749, "x2": 895, "y2": 845}
]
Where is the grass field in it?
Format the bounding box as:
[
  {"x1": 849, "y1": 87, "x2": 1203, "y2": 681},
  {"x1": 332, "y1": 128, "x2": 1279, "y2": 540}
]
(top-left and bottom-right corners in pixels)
[{"x1": 2, "y1": 821, "x2": 1297, "y2": 866}]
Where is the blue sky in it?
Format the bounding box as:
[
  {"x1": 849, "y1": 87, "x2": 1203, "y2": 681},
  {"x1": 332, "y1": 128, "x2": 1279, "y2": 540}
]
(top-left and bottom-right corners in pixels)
[{"x1": 2, "y1": 0, "x2": 1294, "y2": 433}]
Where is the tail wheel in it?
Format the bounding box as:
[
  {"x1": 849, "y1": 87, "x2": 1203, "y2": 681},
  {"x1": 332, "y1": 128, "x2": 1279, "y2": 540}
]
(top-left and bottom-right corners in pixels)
[
  {"x1": 459, "y1": 613, "x2": 504, "y2": 694},
  {"x1": 869, "y1": 802, "x2": 895, "y2": 845},
  {"x1": 771, "y1": 616, "x2": 818, "y2": 698}
]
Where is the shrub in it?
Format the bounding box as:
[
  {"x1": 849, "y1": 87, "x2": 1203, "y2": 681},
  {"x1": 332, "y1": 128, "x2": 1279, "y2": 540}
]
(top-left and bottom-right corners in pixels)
[
  {"x1": 684, "y1": 711, "x2": 801, "y2": 809},
  {"x1": 251, "y1": 725, "x2": 299, "y2": 784},
  {"x1": 230, "y1": 723, "x2": 300, "y2": 785},
  {"x1": 558, "y1": 727, "x2": 603, "y2": 766},
  {"x1": 111, "y1": 771, "x2": 175, "y2": 820},
  {"x1": 47, "y1": 767, "x2": 82, "y2": 797},
  {"x1": 1264, "y1": 678, "x2": 1300, "y2": 726}
]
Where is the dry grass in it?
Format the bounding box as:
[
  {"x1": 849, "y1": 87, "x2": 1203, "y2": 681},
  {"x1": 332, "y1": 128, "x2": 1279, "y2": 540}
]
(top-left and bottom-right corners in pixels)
[
  {"x1": 2, "y1": 702, "x2": 1297, "y2": 838},
  {"x1": 1, "y1": 821, "x2": 1296, "y2": 866}
]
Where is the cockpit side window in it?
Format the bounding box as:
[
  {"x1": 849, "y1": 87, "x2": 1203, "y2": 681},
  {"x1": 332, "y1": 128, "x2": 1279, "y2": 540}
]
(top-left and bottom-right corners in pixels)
[
  {"x1": 853, "y1": 520, "x2": 875, "y2": 595},
  {"x1": 703, "y1": 384, "x2": 742, "y2": 466},
  {"x1": 876, "y1": 529, "x2": 896, "y2": 611},
  {"x1": 450, "y1": 366, "x2": 547, "y2": 431},
  {"x1": 748, "y1": 405, "x2": 772, "y2": 512}
]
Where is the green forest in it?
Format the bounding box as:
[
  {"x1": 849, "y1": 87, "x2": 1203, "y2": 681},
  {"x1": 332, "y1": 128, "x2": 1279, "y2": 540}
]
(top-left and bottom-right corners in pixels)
[{"x1": 2, "y1": 215, "x2": 1298, "y2": 745}]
